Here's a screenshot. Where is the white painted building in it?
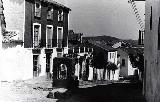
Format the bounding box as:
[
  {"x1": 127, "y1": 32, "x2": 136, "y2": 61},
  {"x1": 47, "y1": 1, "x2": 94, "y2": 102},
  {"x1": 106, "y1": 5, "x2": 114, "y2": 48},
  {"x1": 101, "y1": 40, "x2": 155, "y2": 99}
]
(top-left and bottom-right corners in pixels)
[
  {"x1": 118, "y1": 49, "x2": 138, "y2": 77},
  {"x1": 0, "y1": 0, "x2": 71, "y2": 81}
]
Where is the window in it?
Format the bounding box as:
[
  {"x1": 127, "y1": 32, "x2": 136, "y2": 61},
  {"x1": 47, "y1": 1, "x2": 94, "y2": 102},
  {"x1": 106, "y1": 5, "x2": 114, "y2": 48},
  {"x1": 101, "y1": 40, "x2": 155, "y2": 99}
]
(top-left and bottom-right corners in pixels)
[
  {"x1": 57, "y1": 52, "x2": 63, "y2": 58},
  {"x1": 122, "y1": 59, "x2": 125, "y2": 66},
  {"x1": 58, "y1": 9, "x2": 63, "y2": 21},
  {"x1": 112, "y1": 53, "x2": 114, "y2": 58},
  {"x1": 33, "y1": 23, "x2": 41, "y2": 48},
  {"x1": 46, "y1": 53, "x2": 51, "y2": 73},
  {"x1": 46, "y1": 25, "x2": 53, "y2": 48},
  {"x1": 57, "y1": 27, "x2": 63, "y2": 48},
  {"x1": 47, "y1": 7, "x2": 53, "y2": 20},
  {"x1": 158, "y1": 17, "x2": 160, "y2": 50},
  {"x1": 35, "y1": 2, "x2": 41, "y2": 17},
  {"x1": 33, "y1": 55, "x2": 40, "y2": 77},
  {"x1": 57, "y1": 64, "x2": 67, "y2": 79},
  {"x1": 110, "y1": 53, "x2": 112, "y2": 59},
  {"x1": 150, "y1": 6, "x2": 152, "y2": 30}
]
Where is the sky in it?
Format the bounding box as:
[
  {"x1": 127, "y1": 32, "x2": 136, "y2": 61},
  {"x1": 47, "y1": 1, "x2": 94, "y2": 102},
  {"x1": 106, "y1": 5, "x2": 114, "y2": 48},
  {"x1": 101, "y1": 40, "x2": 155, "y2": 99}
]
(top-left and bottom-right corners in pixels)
[
  {"x1": 65, "y1": 0, "x2": 145, "y2": 40},
  {"x1": 3, "y1": 0, "x2": 145, "y2": 40}
]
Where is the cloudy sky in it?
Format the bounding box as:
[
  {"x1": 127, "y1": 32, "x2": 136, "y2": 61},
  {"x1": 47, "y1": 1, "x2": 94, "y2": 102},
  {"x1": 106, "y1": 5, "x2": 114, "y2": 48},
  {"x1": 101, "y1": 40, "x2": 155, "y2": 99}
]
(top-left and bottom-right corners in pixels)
[{"x1": 65, "y1": 0, "x2": 145, "y2": 40}]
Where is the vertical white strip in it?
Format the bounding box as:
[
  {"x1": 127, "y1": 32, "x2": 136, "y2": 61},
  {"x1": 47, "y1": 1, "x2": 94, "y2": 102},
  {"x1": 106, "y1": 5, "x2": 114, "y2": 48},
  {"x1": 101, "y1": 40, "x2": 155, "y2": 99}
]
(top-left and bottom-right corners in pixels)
[
  {"x1": 23, "y1": 0, "x2": 25, "y2": 48},
  {"x1": 0, "y1": 19, "x2": 2, "y2": 50}
]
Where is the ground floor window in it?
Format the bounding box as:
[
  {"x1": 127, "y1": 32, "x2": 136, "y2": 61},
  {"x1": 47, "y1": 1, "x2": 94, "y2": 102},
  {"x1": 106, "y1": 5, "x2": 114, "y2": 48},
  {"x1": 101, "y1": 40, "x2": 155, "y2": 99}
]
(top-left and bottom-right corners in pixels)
[
  {"x1": 33, "y1": 55, "x2": 41, "y2": 77},
  {"x1": 57, "y1": 64, "x2": 67, "y2": 79},
  {"x1": 33, "y1": 23, "x2": 41, "y2": 48},
  {"x1": 46, "y1": 53, "x2": 51, "y2": 73}
]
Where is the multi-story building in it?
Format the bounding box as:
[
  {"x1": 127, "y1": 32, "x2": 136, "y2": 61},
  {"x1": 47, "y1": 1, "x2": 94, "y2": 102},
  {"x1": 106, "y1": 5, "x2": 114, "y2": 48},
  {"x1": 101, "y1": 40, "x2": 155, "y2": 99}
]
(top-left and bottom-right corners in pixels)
[
  {"x1": 144, "y1": 0, "x2": 160, "y2": 102},
  {"x1": 1, "y1": 0, "x2": 71, "y2": 81}
]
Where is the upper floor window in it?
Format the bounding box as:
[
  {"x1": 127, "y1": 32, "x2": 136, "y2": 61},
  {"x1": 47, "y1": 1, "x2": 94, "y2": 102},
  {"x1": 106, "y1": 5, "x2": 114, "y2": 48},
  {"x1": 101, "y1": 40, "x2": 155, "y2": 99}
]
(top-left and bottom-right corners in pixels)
[
  {"x1": 35, "y1": 2, "x2": 41, "y2": 17},
  {"x1": 46, "y1": 25, "x2": 53, "y2": 48},
  {"x1": 33, "y1": 23, "x2": 41, "y2": 48},
  {"x1": 47, "y1": 7, "x2": 53, "y2": 20},
  {"x1": 58, "y1": 9, "x2": 63, "y2": 21},
  {"x1": 112, "y1": 53, "x2": 114, "y2": 58},
  {"x1": 57, "y1": 27, "x2": 63, "y2": 48}
]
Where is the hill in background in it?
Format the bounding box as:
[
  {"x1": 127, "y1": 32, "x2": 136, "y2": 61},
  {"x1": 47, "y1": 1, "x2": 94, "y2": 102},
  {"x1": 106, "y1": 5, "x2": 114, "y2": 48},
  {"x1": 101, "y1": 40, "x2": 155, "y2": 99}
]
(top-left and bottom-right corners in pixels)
[{"x1": 83, "y1": 35, "x2": 140, "y2": 47}]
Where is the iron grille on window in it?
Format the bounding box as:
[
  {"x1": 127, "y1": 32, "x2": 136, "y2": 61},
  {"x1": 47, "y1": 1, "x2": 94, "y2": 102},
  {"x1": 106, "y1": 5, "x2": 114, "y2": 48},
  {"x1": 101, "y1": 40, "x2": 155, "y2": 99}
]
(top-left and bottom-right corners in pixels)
[
  {"x1": 58, "y1": 10, "x2": 63, "y2": 21},
  {"x1": 47, "y1": 7, "x2": 53, "y2": 20},
  {"x1": 35, "y1": 2, "x2": 41, "y2": 17},
  {"x1": 47, "y1": 39, "x2": 52, "y2": 48},
  {"x1": 33, "y1": 25, "x2": 41, "y2": 48},
  {"x1": 57, "y1": 64, "x2": 67, "y2": 79}
]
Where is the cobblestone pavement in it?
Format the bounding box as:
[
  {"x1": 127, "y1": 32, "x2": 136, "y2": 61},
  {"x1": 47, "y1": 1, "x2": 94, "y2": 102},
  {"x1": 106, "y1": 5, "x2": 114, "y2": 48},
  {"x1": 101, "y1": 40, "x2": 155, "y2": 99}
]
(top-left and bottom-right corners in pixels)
[
  {"x1": 0, "y1": 77, "x2": 146, "y2": 102},
  {"x1": 0, "y1": 76, "x2": 57, "y2": 102}
]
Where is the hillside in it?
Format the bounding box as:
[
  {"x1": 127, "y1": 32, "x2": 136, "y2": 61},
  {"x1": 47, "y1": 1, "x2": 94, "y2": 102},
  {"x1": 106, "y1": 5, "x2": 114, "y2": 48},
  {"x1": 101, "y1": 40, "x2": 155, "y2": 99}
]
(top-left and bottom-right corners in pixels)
[
  {"x1": 83, "y1": 35, "x2": 141, "y2": 47},
  {"x1": 83, "y1": 35, "x2": 120, "y2": 42}
]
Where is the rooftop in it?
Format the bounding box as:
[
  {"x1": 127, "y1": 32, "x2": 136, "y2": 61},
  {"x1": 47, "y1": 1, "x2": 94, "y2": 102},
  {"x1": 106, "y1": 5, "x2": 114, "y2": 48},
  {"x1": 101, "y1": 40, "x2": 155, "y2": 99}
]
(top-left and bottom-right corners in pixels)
[
  {"x1": 31, "y1": 0, "x2": 71, "y2": 11},
  {"x1": 88, "y1": 40, "x2": 117, "y2": 52}
]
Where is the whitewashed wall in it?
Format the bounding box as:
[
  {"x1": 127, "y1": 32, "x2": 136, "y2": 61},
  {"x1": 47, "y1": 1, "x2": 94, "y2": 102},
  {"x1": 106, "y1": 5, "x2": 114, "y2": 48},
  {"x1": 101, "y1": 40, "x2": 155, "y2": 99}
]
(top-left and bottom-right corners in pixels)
[
  {"x1": 3, "y1": 0, "x2": 24, "y2": 40},
  {"x1": 0, "y1": 46, "x2": 33, "y2": 82},
  {"x1": 128, "y1": 56, "x2": 137, "y2": 76}
]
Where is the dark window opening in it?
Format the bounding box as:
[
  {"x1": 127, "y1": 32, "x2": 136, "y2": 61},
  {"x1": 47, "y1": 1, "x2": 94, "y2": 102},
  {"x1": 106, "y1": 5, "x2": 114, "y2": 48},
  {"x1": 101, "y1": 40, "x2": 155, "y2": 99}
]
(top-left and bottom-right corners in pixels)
[
  {"x1": 158, "y1": 17, "x2": 160, "y2": 50},
  {"x1": 150, "y1": 6, "x2": 152, "y2": 30},
  {"x1": 122, "y1": 59, "x2": 125, "y2": 66}
]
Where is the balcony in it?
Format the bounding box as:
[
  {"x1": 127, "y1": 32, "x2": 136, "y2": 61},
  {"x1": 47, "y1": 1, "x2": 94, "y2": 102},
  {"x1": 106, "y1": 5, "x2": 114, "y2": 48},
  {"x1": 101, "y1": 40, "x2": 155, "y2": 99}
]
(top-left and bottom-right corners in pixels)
[
  {"x1": 46, "y1": 39, "x2": 52, "y2": 48},
  {"x1": 58, "y1": 39, "x2": 63, "y2": 48}
]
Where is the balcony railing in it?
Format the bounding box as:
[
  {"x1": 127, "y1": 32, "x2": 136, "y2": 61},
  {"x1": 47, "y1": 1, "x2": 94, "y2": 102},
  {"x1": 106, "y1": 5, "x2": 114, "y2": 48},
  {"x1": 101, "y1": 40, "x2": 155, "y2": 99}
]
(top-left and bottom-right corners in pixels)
[
  {"x1": 58, "y1": 39, "x2": 63, "y2": 48},
  {"x1": 46, "y1": 39, "x2": 52, "y2": 48}
]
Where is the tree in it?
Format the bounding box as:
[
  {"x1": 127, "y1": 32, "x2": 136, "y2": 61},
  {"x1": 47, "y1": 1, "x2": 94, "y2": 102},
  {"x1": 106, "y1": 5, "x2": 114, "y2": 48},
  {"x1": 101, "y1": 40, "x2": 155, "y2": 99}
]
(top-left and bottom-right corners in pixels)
[
  {"x1": 129, "y1": 49, "x2": 144, "y2": 80},
  {"x1": 92, "y1": 51, "x2": 108, "y2": 69},
  {"x1": 106, "y1": 62, "x2": 118, "y2": 80}
]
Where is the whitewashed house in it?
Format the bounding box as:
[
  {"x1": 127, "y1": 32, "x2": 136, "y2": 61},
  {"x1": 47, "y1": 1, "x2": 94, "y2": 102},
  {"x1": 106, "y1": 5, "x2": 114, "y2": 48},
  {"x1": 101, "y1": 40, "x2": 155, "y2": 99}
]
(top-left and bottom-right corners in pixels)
[
  {"x1": 0, "y1": 0, "x2": 71, "y2": 81},
  {"x1": 118, "y1": 48, "x2": 138, "y2": 78}
]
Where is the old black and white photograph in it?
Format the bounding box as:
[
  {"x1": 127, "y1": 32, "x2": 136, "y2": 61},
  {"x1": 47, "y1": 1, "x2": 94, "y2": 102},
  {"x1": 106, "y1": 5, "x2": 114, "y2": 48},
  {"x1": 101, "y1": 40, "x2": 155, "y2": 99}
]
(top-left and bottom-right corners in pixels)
[{"x1": 0, "y1": 0, "x2": 158, "y2": 102}]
